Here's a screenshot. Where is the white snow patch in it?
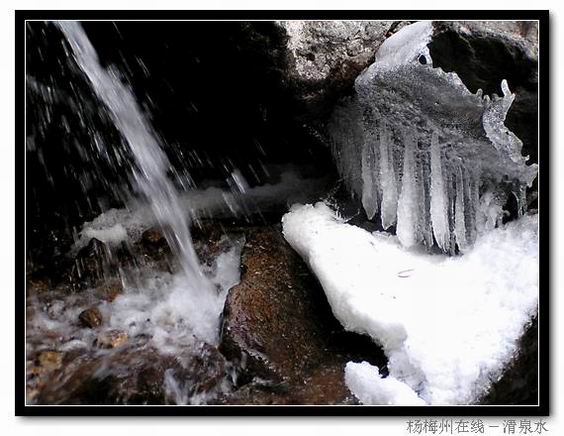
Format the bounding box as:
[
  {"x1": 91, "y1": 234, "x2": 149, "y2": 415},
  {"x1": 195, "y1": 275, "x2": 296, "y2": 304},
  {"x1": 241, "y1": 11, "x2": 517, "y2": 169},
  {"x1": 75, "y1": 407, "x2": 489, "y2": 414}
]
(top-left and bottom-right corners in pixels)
[
  {"x1": 282, "y1": 202, "x2": 538, "y2": 405},
  {"x1": 345, "y1": 361, "x2": 425, "y2": 405}
]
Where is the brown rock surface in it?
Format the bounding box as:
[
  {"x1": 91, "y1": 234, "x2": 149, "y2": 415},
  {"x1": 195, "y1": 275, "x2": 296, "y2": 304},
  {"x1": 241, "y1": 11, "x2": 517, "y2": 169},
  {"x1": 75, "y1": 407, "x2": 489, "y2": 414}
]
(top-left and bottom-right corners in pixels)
[
  {"x1": 79, "y1": 307, "x2": 103, "y2": 328},
  {"x1": 37, "y1": 350, "x2": 63, "y2": 371},
  {"x1": 34, "y1": 340, "x2": 228, "y2": 405},
  {"x1": 219, "y1": 225, "x2": 386, "y2": 404},
  {"x1": 95, "y1": 329, "x2": 129, "y2": 349}
]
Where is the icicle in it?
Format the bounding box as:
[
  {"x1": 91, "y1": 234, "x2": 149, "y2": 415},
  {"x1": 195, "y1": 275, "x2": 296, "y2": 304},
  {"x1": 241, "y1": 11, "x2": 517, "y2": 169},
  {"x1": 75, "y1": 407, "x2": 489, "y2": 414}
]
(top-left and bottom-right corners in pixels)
[
  {"x1": 379, "y1": 125, "x2": 398, "y2": 230},
  {"x1": 419, "y1": 144, "x2": 434, "y2": 248},
  {"x1": 513, "y1": 184, "x2": 528, "y2": 217},
  {"x1": 361, "y1": 132, "x2": 379, "y2": 220},
  {"x1": 430, "y1": 131, "x2": 450, "y2": 252},
  {"x1": 327, "y1": 22, "x2": 537, "y2": 254},
  {"x1": 483, "y1": 80, "x2": 528, "y2": 166},
  {"x1": 454, "y1": 164, "x2": 467, "y2": 252},
  {"x1": 397, "y1": 132, "x2": 420, "y2": 248},
  {"x1": 466, "y1": 173, "x2": 480, "y2": 245}
]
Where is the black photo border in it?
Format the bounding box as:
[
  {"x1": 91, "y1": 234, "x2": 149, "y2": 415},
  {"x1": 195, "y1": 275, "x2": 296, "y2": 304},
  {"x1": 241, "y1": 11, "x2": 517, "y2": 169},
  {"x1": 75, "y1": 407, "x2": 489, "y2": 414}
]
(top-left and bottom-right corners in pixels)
[{"x1": 15, "y1": 9, "x2": 550, "y2": 417}]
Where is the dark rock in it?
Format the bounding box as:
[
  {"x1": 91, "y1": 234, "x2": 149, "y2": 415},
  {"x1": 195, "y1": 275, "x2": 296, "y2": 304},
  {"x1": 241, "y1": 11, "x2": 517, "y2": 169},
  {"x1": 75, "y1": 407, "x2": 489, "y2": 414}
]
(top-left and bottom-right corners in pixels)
[
  {"x1": 26, "y1": 274, "x2": 52, "y2": 295},
  {"x1": 36, "y1": 350, "x2": 63, "y2": 371},
  {"x1": 140, "y1": 227, "x2": 169, "y2": 253},
  {"x1": 219, "y1": 226, "x2": 387, "y2": 404},
  {"x1": 278, "y1": 20, "x2": 405, "y2": 121},
  {"x1": 95, "y1": 329, "x2": 128, "y2": 349},
  {"x1": 69, "y1": 238, "x2": 118, "y2": 290},
  {"x1": 78, "y1": 307, "x2": 103, "y2": 328},
  {"x1": 96, "y1": 279, "x2": 124, "y2": 303},
  {"x1": 34, "y1": 340, "x2": 228, "y2": 405},
  {"x1": 214, "y1": 364, "x2": 359, "y2": 405}
]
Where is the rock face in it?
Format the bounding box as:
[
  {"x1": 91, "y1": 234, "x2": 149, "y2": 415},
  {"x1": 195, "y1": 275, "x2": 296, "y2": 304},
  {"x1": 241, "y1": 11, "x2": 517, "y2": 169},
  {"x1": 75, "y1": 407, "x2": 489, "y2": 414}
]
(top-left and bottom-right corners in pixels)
[
  {"x1": 218, "y1": 226, "x2": 387, "y2": 404},
  {"x1": 278, "y1": 20, "x2": 406, "y2": 119}
]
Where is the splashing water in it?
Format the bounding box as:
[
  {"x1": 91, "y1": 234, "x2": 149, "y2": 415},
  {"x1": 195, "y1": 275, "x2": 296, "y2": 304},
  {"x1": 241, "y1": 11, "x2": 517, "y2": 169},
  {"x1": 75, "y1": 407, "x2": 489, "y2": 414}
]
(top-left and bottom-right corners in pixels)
[{"x1": 56, "y1": 21, "x2": 221, "y2": 343}]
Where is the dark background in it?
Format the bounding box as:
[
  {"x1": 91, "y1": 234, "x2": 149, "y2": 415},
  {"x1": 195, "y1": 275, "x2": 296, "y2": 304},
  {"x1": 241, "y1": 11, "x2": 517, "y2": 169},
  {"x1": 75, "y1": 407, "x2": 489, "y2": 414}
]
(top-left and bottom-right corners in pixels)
[{"x1": 25, "y1": 21, "x2": 336, "y2": 268}]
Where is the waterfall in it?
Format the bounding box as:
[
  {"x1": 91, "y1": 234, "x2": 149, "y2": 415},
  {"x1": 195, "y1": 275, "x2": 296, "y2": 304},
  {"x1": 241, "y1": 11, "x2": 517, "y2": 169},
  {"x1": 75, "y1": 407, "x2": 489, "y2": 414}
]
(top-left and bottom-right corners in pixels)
[{"x1": 56, "y1": 21, "x2": 220, "y2": 342}]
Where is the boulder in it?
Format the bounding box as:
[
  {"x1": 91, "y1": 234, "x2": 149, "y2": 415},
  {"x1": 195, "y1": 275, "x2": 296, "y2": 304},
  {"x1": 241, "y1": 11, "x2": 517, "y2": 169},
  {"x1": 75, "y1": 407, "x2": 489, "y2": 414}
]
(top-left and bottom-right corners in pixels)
[
  {"x1": 278, "y1": 20, "x2": 406, "y2": 119},
  {"x1": 219, "y1": 226, "x2": 387, "y2": 404}
]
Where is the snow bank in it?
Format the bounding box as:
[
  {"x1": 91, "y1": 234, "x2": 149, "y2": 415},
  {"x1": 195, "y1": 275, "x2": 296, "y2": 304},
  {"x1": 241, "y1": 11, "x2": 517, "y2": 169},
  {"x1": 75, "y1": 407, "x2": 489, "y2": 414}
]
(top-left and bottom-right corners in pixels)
[{"x1": 282, "y1": 202, "x2": 538, "y2": 405}]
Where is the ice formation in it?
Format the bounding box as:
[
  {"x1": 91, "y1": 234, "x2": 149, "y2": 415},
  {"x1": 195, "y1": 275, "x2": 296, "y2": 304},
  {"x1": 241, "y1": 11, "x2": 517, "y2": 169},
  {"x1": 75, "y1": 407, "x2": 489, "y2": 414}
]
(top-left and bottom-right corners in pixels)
[
  {"x1": 328, "y1": 21, "x2": 537, "y2": 253},
  {"x1": 282, "y1": 202, "x2": 538, "y2": 405}
]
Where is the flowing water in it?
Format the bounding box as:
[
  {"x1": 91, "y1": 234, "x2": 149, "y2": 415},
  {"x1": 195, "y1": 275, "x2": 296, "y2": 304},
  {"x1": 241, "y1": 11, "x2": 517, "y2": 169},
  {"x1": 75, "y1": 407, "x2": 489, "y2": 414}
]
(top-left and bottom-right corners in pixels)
[{"x1": 56, "y1": 21, "x2": 222, "y2": 343}]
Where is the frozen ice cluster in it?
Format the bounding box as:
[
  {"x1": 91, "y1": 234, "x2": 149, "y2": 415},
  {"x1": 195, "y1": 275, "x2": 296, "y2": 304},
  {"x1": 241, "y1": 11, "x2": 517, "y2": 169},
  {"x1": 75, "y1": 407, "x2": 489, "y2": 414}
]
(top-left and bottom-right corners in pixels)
[
  {"x1": 282, "y1": 202, "x2": 538, "y2": 405},
  {"x1": 328, "y1": 21, "x2": 538, "y2": 254}
]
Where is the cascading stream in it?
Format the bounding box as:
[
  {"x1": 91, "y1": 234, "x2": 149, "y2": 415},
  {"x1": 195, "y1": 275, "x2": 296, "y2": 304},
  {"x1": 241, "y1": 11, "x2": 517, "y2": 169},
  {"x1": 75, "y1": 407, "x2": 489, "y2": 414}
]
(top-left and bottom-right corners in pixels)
[{"x1": 56, "y1": 21, "x2": 220, "y2": 343}]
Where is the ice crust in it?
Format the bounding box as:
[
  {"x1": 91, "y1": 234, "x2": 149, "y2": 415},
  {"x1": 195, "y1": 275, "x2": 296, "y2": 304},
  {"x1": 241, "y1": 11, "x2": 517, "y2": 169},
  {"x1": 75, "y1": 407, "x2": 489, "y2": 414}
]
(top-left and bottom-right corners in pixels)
[
  {"x1": 328, "y1": 21, "x2": 538, "y2": 254},
  {"x1": 282, "y1": 202, "x2": 538, "y2": 405}
]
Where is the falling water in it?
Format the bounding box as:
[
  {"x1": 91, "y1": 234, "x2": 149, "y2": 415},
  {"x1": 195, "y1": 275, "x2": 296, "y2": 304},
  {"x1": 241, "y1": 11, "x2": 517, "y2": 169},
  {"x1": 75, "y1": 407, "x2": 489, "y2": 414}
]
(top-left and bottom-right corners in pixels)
[{"x1": 56, "y1": 21, "x2": 219, "y2": 340}]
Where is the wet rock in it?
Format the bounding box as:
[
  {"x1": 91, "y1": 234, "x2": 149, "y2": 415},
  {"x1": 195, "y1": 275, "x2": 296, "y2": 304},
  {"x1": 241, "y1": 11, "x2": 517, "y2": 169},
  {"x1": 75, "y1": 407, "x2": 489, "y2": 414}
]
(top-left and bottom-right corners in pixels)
[
  {"x1": 278, "y1": 20, "x2": 404, "y2": 119},
  {"x1": 96, "y1": 279, "x2": 124, "y2": 302},
  {"x1": 219, "y1": 226, "x2": 386, "y2": 404},
  {"x1": 139, "y1": 227, "x2": 170, "y2": 258},
  {"x1": 215, "y1": 363, "x2": 359, "y2": 405},
  {"x1": 36, "y1": 351, "x2": 63, "y2": 371},
  {"x1": 78, "y1": 307, "x2": 103, "y2": 328},
  {"x1": 95, "y1": 329, "x2": 128, "y2": 349},
  {"x1": 34, "y1": 340, "x2": 228, "y2": 405},
  {"x1": 26, "y1": 275, "x2": 52, "y2": 295},
  {"x1": 69, "y1": 238, "x2": 118, "y2": 290}
]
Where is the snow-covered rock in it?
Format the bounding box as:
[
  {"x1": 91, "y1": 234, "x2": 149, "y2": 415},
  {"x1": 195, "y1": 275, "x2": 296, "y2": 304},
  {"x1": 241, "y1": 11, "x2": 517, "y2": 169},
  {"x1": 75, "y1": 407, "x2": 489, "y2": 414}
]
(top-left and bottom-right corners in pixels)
[{"x1": 282, "y1": 202, "x2": 538, "y2": 405}]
